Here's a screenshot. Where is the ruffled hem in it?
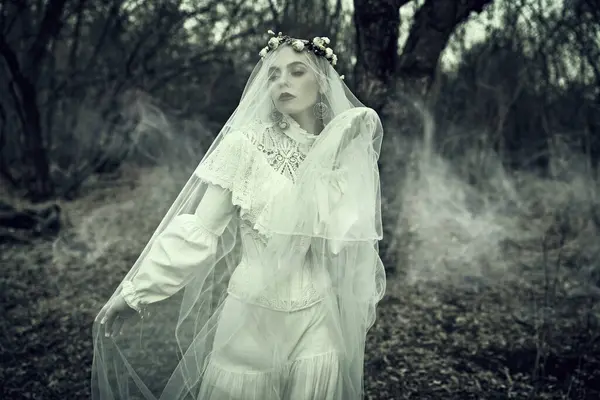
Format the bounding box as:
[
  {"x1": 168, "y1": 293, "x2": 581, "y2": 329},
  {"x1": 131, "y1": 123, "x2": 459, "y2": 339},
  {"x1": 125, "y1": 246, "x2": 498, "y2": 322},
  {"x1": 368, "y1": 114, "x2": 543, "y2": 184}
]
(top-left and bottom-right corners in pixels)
[{"x1": 198, "y1": 352, "x2": 341, "y2": 400}]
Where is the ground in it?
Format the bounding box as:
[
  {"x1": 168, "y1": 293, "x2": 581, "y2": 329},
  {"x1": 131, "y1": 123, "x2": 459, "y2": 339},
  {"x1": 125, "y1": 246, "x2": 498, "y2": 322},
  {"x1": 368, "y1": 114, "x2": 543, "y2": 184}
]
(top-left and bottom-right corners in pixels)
[{"x1": 1, "y1": 167, "x2": 599, "y2": 399}]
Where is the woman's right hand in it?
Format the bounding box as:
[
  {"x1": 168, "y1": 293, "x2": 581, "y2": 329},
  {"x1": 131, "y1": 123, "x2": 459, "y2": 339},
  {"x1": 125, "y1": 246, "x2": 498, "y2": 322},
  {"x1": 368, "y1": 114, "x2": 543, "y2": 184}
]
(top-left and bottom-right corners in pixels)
[{"x1": 95, "y1": 293, "x2": 138, "y2": 338}]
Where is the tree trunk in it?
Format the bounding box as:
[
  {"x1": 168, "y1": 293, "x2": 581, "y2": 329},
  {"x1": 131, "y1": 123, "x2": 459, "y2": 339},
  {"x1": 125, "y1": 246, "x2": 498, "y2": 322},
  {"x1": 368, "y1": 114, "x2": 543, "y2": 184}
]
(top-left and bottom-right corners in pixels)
[
  {"x1": 397, "y1": 0, "x2": 494, "y2": 98},
  {"x1": 274, "y1": 0, "x2": 344, "y2": 46},
  {"x1": 353, "y1": 0, "x2": 408, "y2": 112},
  {"x1": 0, "y1": 35, "x2": 53, "y2": 200},
  {"x1": 352, "y1": 0, "x2": 495, "y2": 273},
  {"x1": 0, "y1": 0, "x2": 69, "y2": 201},
  {"x1": 353, "y1": 0, "x2": 495, "y2": 111}
]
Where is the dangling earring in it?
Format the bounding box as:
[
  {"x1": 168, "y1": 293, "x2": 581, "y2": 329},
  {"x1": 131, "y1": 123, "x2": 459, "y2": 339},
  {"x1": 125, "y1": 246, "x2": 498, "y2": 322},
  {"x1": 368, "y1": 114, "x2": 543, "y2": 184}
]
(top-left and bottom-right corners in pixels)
[
  {"x1": 313, "y1": 94, "x2": 330, "y2": 120},
  {"x1": 270, "y1": 107, "x2": 289, "y2": 130}
]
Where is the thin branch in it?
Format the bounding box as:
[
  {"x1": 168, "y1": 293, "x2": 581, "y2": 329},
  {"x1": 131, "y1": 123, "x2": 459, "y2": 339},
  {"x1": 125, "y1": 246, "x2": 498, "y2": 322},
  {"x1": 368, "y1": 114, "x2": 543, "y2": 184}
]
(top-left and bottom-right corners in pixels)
[
  {"x1": 67, "y1": 0, "x2": 88, "y2": 72},
  {"x1": 0, "y1": 101, "x2": 5, "y2": 137},
  {"x1": 51, "y1": 0, "x2": 123, "y2": 97},
  {"x1": 267, "y1": 0, "x2": 279, "y2": 24},
  {"x1": 1, "y1": 0, "x2": 29, "y2": 36},
  {"x1": 217, "y1": 0, "x2": 252, "y2": 40},
  {"x1": 0, "y1": 33, "x2": 28, "y2": 125},
  {"x1": 27, "y1": 0, "x2": 68, "y2": 80},
  {"x1": 330, "y1": 0, "x2": 343, "y2": 41},
  {"x1": 138, "y1": 3, "x2": 219, "y2": 70}
]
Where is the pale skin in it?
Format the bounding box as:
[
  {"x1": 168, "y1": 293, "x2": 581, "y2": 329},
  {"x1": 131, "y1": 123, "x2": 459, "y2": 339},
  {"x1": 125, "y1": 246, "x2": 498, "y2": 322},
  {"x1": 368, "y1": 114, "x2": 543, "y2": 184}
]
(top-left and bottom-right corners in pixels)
[
  {"x1": 96, "y1": 290, "x2": 135, "y2": 337},
  {"x1": 97, "y1": 45, "x2": 326, "y2": 338},
  {"x1": 268, "y1": 45, "x2": 323, "y2": 135}
]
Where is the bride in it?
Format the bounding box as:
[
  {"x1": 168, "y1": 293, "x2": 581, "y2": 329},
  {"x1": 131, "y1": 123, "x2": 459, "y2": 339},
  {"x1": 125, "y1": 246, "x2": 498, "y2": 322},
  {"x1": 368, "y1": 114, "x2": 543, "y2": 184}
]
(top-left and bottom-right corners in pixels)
[{"x1": 92, "y1": 30, "x2": 386, "y2": 400}]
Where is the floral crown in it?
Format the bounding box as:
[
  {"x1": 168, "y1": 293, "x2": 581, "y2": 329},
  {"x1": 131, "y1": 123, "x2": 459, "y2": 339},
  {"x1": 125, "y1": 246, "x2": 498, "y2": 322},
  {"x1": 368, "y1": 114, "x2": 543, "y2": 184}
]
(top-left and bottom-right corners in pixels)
[{"x1": 259, "y1": 30, "x2": 338, "y2": 67}]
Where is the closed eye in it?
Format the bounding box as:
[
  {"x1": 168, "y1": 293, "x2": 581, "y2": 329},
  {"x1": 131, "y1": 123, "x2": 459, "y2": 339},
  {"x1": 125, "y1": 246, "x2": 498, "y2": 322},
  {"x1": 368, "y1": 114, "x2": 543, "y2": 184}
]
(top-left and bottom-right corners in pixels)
[{"x1": 268, "y1": 70, "x2": 304, "y2": 82}]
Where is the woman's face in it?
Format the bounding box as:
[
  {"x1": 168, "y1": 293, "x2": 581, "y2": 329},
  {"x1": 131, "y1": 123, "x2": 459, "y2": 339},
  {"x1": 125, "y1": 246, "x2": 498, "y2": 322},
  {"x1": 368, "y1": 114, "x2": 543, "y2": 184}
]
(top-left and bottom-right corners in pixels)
[{"x1": 268, "y1": 45, "x2": 321, "y2": 117}]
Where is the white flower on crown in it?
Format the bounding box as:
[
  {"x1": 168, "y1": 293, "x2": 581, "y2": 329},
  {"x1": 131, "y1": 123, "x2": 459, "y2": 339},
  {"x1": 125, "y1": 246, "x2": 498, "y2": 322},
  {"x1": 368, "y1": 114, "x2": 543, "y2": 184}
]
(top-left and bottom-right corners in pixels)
[
  {"x1": 312, "y1": 37, "x2": 325, "y2": 49},
  {"x1": 291, "y1": 40, "x2": 305, "y2": 51},
  {"x1": 259, "y1": 33, "x2": 338, "y2": 67},
  {"x1": 268, "y1": 37, "x2": 280, "y2": 49}
]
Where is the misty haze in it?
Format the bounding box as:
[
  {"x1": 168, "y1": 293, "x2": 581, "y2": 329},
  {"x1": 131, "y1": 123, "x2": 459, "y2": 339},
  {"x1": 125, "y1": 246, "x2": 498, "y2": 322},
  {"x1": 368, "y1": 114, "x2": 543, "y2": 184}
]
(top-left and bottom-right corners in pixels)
[{"x1": 1, "y1": 0, "x2": 599, "y2": 399}]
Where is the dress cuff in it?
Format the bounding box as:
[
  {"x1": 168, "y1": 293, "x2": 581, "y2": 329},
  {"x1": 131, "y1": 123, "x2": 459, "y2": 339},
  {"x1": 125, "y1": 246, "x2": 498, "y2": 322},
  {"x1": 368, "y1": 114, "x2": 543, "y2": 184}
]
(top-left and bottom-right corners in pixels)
[{"x1": 121, "y1": 280, "x2": 143, "y2": 313}]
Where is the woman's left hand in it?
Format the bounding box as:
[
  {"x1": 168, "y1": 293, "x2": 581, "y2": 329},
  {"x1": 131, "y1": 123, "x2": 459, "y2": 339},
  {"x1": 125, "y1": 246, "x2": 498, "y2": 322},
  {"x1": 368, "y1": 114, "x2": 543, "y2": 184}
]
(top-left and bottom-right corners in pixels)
[{"x1": 95, "y1": 293, "x2": 138, "y2": 337}]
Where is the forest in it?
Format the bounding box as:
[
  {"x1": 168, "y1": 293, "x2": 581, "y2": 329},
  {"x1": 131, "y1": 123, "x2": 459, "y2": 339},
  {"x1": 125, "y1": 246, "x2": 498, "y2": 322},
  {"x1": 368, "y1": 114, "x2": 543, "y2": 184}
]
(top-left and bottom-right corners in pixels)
[{"x1": 1, "y1": 0, "x2": 599, "y2": 398}]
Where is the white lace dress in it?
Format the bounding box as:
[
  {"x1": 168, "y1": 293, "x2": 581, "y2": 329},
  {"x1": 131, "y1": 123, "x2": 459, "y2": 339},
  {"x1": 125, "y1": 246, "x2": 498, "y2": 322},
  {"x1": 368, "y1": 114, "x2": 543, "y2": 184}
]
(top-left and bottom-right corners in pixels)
[{"x1": 121, "y1": 118, "x2": 345, "y2": 399}]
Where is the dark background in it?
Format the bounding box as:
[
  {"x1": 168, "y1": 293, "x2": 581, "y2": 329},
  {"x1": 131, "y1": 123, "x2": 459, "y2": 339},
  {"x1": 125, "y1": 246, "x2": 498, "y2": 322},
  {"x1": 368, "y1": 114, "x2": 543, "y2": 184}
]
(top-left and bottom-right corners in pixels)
[{"x1": 1, "y1": 0, "x2": 599, "y2": 398}]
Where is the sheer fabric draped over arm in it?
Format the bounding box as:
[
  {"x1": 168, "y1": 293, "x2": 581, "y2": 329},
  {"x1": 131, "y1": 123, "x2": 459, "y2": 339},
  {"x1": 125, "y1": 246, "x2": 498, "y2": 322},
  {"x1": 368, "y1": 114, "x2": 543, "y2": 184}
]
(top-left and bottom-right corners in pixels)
[{"x1": 121, "y1": 184, "x2": 236, "y2": 312}]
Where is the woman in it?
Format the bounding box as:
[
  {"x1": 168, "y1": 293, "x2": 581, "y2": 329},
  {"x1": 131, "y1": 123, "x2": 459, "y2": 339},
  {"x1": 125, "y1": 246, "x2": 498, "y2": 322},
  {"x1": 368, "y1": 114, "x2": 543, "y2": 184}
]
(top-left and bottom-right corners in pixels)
[{"x1": 92, "y1": 31, "x2": 386, "y2": 400}]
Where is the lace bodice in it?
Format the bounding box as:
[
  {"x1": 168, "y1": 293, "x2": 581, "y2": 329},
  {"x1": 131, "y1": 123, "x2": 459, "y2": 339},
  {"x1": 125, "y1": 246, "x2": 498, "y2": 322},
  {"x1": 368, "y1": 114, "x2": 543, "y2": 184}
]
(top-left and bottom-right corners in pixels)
[
  {"x1": 195, "y1": 119, "x2": 328, "y2": 311},
  {"x1": 246, "y1": 119, "x2": 315, "y2": 182},
  {"x1": 194, "y1": 118, "x2": 317, "y2": 235}
]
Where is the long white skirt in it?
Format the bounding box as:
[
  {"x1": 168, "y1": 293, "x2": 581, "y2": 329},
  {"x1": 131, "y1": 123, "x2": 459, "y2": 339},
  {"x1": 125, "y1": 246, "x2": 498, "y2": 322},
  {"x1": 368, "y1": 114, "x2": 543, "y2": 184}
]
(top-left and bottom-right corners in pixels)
[{"x1": 197, "y1": 295, "x2": 343, "y2": 400}]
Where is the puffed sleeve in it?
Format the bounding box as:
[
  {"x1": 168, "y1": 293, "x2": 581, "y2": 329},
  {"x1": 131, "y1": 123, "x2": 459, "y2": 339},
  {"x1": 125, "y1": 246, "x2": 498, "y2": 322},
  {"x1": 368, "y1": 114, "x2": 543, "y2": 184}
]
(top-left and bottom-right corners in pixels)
[{"x1": 121, "y1": 183, "x2": 236, "y2": 313}]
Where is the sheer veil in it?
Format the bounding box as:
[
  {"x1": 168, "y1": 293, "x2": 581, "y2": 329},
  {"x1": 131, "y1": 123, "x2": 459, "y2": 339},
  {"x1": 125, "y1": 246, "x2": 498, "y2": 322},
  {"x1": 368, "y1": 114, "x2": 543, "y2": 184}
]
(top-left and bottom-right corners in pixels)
[{"x1": 92, "y1": 37, "x2": 385, "y2": 400}]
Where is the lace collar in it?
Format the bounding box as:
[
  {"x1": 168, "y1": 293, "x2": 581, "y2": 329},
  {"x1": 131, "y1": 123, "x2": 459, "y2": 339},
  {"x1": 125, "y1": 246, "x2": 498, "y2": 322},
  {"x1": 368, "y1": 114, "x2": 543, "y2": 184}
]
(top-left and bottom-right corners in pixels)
[{"x1": 280, "y1": 115, "x2": 319, "y2": 146}]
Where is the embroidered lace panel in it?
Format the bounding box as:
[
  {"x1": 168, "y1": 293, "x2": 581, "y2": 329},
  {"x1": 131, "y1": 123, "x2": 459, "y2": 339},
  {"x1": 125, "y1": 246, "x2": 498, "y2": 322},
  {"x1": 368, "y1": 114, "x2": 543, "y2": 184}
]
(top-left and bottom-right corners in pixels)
[
  {"x1": 243, "y1": 120, "x2": 313, "y2": 183},
  {"x1": 194, "y1": 120, "x2": 313, "y2": 235}
]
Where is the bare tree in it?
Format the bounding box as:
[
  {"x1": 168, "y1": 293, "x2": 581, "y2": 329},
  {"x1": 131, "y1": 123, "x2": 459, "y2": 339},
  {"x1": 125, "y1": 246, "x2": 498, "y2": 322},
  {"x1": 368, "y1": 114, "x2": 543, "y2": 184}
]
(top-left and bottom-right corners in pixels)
[
  {"x1": 264, "y1": 0, "x2": 344, "y2": 47},
  {"x1": 0, "y1": 0, "x2": 69, "y2": 200},
  {"x1": 0, "y1": 0, "x2": 249, "y2": 201},
  {"x1": 353, "y1": 0, "x2": 408, "y2": 112},
  {"x1": 353, "y1": 0, "x2": 495, "y2": 113}
]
